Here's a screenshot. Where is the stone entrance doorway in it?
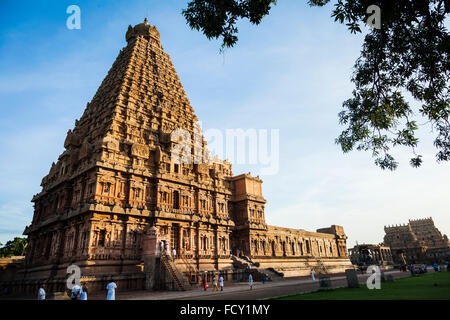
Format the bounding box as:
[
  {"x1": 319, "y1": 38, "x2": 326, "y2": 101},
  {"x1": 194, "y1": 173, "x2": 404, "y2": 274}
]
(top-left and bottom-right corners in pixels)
[{"x1": 171, "y1": 224, "x2": 180, "y2": 252}]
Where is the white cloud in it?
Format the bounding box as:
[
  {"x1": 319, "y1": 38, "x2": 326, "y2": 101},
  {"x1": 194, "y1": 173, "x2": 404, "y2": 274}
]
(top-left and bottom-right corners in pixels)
[{"x1": 267, "y1": 152, "x2": 450, "y2": 247}]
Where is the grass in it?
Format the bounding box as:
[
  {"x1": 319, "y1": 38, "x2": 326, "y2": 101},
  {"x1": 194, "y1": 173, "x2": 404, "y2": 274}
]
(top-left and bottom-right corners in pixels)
[{"x1": 276, "y1": 272, "x2": 450, "y2": 300}]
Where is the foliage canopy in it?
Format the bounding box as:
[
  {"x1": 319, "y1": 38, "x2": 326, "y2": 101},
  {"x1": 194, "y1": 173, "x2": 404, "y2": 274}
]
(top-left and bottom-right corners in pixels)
[{"x1": 0, "y1": 237, "x2": 28, "y2": 258}]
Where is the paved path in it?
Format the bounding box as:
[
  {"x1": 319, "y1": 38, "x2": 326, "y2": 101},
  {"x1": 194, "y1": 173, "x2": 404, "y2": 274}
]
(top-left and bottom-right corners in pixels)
[
  {"x1": 190, "y1": 271, "x2": 410, "y2": 300},
  {"x1": 89, "y1": 270, "x2": 410, "y2": 300}
]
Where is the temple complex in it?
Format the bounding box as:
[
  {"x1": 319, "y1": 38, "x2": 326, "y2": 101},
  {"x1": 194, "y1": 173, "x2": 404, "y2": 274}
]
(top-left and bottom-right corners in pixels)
[
  {"x1": 4, "y1": 19, "x2": 352, "y2": 293},
  {"x1": 383, "y1": 218, "x2": 450, "y2": 264}
]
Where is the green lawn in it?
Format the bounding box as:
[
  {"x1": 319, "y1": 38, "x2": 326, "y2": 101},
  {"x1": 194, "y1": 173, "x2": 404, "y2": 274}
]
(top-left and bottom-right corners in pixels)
[{"x1": 276, "y1": 272, "x2": 450, "y2": 300}]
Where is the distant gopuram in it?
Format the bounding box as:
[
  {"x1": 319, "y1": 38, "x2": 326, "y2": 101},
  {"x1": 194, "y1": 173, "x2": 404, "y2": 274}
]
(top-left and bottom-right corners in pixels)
[
  {"x1": 16, "y1": 19, "x2": 352, "y2": 293},
  {"x1": 384, "y1": 217, "x2": 450, "y2": 264}
]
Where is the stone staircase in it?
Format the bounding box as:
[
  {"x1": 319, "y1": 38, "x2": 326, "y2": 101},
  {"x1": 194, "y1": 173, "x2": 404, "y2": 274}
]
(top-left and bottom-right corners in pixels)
[
  {"x1": 231, "y1": 255, "x2": 254, "y2": 269},
  {"x1": 231, "y1": 255, "x2": 284, "y2": 281},
  {"x1": 315, "y1": 257, "x2": 330, "y2": 276},
  {"x1": 304, "y1": 256, "x2": 330, "y2": 277},
  {"x1": 263, "y1": 267, "x2": 284, "y2": 280},
  {"x1": 160, "y1": 255, "x2": 191, "y2": 291}
]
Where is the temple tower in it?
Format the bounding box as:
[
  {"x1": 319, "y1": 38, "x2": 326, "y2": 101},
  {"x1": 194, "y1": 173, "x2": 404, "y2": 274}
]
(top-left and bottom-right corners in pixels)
[
  {"x1": 23, "y1": 18, "x2": 235, "y2": 290},
  {"x1": 13, "y1": 19, "x2": 353, "y2": 294}
]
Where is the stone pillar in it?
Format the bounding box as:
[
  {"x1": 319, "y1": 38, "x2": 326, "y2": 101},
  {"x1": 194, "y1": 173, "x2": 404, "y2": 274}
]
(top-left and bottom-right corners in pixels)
[
  {"x1": 187, "y1": 226, "x2": 192, "y2": 253},
  {"x1": 167, "y1": 225, "x2": 172, "y2": 253},
  {"x1": 73, "y1": 224, "x2": 80, "y2": 258},
  {"x1": 142, "y1": 226, "x2": 159, "y2": 290},
  {"x1": 196, "y1": 225, "x2": 201, "y2": 269},
  {"x1": 178, "y1": 226, "x2": 183, "y2": 254},
  {"x1": 214, "y1": 228, "x2": 219, "y2": 269}
]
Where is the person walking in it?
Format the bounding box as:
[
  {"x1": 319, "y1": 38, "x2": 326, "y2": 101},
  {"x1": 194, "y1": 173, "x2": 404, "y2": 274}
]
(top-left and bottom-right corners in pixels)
[
  {"x1": 219, "y1": 275, "x2": 224, "y2": 291},
  {"x1": 106, "y1": 281, "x2": 117, "y2": 300},
  {"x1": 80, "y1": 283, "x2": 88, "y2": 300},
  {"x1": 37, "y1": 284, "x2": 46, "y2": 300},
  {"x1": 311, "y1": 270, "x2": 315, "y2": 281},
  {"x1": 249, "y1": 273, "x2": 253, "y2": 290},
  {"x1": 212, "y1": 276, "x2": 219, "y2": 291},
  {"x1": 262, "y1": 273, "x2": 266, "y2": 284}
]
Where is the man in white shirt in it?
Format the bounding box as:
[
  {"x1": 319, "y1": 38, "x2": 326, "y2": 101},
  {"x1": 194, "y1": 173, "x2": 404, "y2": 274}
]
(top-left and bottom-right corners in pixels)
[
  {"x1": 164, "y1": 243, "x2": 169, "y2": 255},
  {"x1": 80, "y1": 283, "x2": 88, "y2": 300},
  {"x1": 219, "y1": 275, "x2": 224, "y2": 291},
  {"x1": 106, "y1": 281, "x2": 117, "y2": 300},
  {"x1": 160, "y1": 241, "x2": 164, "y2": 256},
  {"x1": 172, "y1": 248, "x2": 177, "y2": 262},
  {"x1": 37, "y1": 285, "x2": 46, "y2": 300}
]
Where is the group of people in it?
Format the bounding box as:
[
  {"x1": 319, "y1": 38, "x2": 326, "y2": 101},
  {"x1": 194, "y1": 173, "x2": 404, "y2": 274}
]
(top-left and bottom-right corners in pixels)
[
  {"x1": 69, "y1": 283, "x2": 89, "y2": 300},
  {"x1": 159, "y1": 240, "x2": 177, "y2": 261},
  {"x1": 203, "y1": 273, "x2": 225, "y2": 291},
  {"x1": 248, "y1": 272, "x2": 269, "y2": 289},
  {"x1": 202, "y1": 272, "x2": 265, "y2": 292},
  {"x1": 37, "y1": 281, "x2": 117, "y2": 300},
  {"x1": 399, "y1": 261, "x2": 450, "y2": 276}
]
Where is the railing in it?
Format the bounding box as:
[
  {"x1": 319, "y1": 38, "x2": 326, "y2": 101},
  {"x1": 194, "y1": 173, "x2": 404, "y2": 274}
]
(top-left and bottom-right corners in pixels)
[
  {"x1": 303, "y1": 256, "x2": 326, "y2": 277},
  {"x1": 161, "y1": 255, "x2": 180, "y2": 289},
  {"x1": 265, "y1": 267, "x2": 284, "y2": 279},
  {"x1": 160, "y1": 255, "x2": 187, "y2": 291},
  {"x1": 314, "y1": 257, "x2": 330, "y2": 276},
  {"x1": 231, "y1": 255, "x2": 251, "y2": 269}
]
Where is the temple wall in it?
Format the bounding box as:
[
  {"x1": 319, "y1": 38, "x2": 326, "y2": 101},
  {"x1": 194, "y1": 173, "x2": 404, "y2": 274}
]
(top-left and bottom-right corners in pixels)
[
  {"x1": 383, "y1": 218, "x2": 450, "y2": 264},
  {"x1": 253, "y1": 257, "x2": 353, "y2": 277},
  {"x1": 239, "y1": 225, "x2": 348, "y2": 260}
]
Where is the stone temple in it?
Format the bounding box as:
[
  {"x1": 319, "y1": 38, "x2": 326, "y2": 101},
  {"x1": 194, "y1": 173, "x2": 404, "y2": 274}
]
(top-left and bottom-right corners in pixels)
[
  {"x1": 383, "y1": 218, "x2": 450, "y2": 264},
  {"x1": 16, "y1": 19, "x2": 352, "y2": 293}
]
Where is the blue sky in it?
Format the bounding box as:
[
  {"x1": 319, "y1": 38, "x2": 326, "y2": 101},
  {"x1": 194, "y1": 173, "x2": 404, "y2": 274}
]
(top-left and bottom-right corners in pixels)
[{"x1": 0, "y1": 0, "x2": 449, "y2": 247}]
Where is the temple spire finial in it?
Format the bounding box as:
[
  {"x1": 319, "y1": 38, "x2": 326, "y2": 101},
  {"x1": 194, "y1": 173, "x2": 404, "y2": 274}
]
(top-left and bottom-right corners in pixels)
[{"x1": 144, "y1": 17, "x2": 148, "y2": 25}]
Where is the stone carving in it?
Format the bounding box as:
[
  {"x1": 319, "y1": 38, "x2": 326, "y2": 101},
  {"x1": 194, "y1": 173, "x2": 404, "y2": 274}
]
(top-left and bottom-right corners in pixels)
[{"x1": 131, "y1": 143, "x2": 149, "y2": 158}]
